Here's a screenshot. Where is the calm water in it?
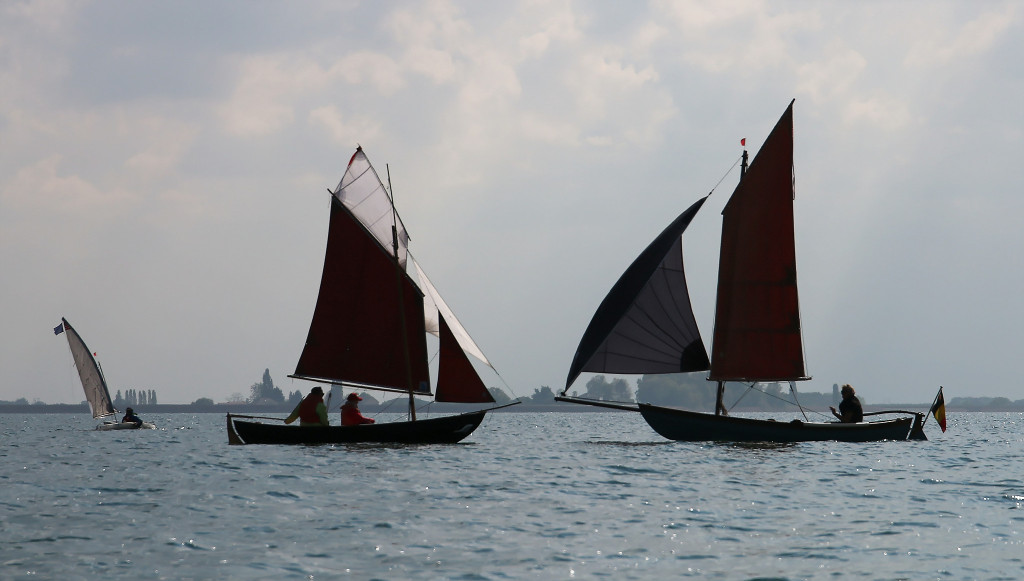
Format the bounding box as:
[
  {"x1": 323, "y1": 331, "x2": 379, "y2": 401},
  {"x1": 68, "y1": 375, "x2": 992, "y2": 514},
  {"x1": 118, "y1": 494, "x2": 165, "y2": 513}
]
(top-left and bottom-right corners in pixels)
[{"x1": 1, "y1": 411, "x2": 1021, "y2": 580}]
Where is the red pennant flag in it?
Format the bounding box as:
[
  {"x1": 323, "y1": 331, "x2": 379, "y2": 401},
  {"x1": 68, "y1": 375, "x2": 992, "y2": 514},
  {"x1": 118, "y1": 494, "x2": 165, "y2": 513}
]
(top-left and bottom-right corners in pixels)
[{"x1": 740, "y1": 138, "x2": 746, "y2": 146}]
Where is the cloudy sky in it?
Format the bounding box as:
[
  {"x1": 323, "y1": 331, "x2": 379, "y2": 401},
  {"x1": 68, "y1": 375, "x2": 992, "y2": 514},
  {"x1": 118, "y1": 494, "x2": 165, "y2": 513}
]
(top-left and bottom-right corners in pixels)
[{"x1": 2, "y1": 1, "x2": 1021, "y2": 406}]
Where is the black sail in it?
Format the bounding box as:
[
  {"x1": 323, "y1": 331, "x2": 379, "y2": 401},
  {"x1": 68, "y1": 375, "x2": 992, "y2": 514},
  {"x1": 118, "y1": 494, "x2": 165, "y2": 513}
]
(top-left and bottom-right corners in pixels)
[{"x1": 565, "y1": 197, "x2": 711, "y2": 389}]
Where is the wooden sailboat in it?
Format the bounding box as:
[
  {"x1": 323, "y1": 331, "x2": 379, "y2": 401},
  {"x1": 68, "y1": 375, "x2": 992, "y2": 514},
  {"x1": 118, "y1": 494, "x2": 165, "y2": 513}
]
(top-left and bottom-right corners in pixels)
[
  {"x1": 557, "y1": 101, "x2": 927, "y2": 442},
  {"x1": 227, "y1": 147, "x2": 513, "y2": 445},
  {"x1": 56, "y1": 318, "x2": 156, "y2": 430}
]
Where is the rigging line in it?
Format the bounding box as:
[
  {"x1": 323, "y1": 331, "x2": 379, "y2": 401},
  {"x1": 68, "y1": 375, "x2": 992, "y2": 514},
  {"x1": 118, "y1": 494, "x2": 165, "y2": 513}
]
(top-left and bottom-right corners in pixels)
[
  {"x1": 374, "y1": 396, "x2": 404, "y2": 418},
  {"x1": 727, "y1": 382, "x2": 834, "y2": 420},
  {"x1": 707, "y1": 155, "x2": 743, "y2": 198}
]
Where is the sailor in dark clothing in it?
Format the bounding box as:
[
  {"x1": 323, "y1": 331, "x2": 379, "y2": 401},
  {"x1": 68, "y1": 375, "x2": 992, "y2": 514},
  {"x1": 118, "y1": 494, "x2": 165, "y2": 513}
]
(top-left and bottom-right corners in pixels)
[
  {"x1": 122, "y1": 407, "x2": 143, "y2": 427},
  {"x1": 284, "y1": 386, "x2": 329, "y2": 426},
  {"x1": 830, "y1": 384, "x2": 864, "y2": 423}
]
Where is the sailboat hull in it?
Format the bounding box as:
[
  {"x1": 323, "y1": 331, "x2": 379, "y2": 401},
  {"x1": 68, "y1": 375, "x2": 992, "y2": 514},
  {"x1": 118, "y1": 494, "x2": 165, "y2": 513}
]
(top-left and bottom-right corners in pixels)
[
  {"x1": 638, "y1": 404, "x2": 915, "y2": 443},
  {"x1": 96, "y1": 421, "x2": 156, "y2": 431},
  {"x1": 227, "y1": 411, "x2": 487, "y2": 445}
]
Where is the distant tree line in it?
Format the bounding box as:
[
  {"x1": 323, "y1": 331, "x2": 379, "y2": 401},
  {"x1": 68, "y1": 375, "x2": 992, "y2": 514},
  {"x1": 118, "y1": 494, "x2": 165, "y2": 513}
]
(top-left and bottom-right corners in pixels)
[
  {"x1": 114, "y1": 389, "x2": 157, "y2": 408},
  {"x1": 13, "y1": 368, "x2": 1011, "y2": 410}
]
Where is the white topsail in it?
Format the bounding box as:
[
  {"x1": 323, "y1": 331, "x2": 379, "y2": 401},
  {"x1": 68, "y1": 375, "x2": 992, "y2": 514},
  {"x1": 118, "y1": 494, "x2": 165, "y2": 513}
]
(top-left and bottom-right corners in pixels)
[{"x1": 333, "y1": 147, "x2": 410, "y2": 268}]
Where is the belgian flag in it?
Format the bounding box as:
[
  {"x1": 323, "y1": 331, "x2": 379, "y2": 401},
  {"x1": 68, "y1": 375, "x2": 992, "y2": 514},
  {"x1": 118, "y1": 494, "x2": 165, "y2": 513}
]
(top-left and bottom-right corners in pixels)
[{"x1": 930, "y1": 387, "x2": 947, "y2": 433}]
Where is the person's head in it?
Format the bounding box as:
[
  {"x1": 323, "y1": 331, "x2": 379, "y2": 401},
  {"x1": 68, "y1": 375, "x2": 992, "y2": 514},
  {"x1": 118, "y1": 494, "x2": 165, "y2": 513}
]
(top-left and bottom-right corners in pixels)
[
  {"x1": 310, "y1": 386, "x2": 324, "y2": 397},
  {"x1": 126, "y1": 407, "x2": 133, "y2": 414},
  {"x1": 840, "y1": 384, "x2": 855, "y2": 399},
  {"x1": 347, "y1": 392, "x2": 362, "y2": 404}
]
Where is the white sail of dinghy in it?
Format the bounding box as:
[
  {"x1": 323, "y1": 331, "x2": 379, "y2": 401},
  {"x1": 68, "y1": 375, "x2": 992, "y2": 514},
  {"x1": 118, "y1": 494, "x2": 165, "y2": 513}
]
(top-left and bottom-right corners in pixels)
[
  {"x1": 57, "y1": 318, "x2": 156, "y2": 430},
  {"x1": 57, "y1": 318, "x2": 117, "y2": 419}
]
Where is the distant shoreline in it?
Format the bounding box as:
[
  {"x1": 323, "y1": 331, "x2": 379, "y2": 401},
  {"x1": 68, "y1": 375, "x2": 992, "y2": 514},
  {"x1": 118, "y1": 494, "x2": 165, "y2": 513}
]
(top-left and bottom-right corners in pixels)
[{"x1": 0, "y1": 402, "x2": 1013, "y2": 414}]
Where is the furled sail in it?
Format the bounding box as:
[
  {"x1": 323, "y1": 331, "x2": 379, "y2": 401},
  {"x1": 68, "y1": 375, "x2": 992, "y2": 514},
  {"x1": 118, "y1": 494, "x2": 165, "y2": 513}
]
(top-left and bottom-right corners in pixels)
[
  {"x1": 565, "y1": 197, "x2": 711, "y2": 390},
  {"x1": 60, "y1": 318, "x2": 117, "y2": 419},
  {"x1": 434, "y1": 315, "x2": 495, "y2": 403},
  {"x1": 709, "y1": 100, "x2": 808, "y2": 382},
  {"x1": 293, "y1": 195, "x2": 431, "y2": 394}
]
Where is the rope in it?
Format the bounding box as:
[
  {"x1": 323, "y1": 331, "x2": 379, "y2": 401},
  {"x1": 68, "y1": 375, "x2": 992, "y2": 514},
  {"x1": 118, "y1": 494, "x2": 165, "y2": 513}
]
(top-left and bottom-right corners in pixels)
[{"x1": 708, "y1": 155, "x2": 743, "y2": 198}]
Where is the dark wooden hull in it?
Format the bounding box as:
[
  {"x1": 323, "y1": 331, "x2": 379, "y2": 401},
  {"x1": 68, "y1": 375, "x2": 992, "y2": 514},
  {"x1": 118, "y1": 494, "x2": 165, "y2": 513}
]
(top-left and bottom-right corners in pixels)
[
  {"x1": 638, "y1": 404, "x2": 917, "y2": 443},
  {"x1": 227, "y1": 410, "x2": 487, "y2": 445}
]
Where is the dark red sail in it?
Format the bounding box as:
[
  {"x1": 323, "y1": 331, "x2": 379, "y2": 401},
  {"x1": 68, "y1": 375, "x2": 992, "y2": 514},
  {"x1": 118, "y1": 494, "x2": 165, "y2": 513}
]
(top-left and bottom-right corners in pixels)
[
  {"x1": 709, "y1": 100, "x2": 808, "y2": 382},
  {"x1": 293, "y1": 196, "x2": 431, "y2": 394},
  {"x1": 435, "y1": 315, "x2": 495, "y2": 403}
]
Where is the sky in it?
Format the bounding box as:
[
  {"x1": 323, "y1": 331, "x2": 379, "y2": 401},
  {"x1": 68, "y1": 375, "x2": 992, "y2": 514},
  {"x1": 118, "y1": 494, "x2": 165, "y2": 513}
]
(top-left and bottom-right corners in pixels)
[{"x1": 2, "y1": 0, "x2": 1021, "y2": 406}]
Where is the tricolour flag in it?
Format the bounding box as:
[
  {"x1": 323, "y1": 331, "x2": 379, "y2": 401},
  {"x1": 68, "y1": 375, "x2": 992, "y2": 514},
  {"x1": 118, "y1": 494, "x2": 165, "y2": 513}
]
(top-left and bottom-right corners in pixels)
[
  {"x1": 54, "y1": 323, "x2": 65, "y2": 335},
  {"x1": 930, "y1": 387, "x2": 946, "y2": 433}
]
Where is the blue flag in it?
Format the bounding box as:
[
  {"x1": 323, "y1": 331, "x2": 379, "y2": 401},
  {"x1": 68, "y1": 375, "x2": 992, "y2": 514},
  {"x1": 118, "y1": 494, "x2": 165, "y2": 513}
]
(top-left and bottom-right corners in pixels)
[{"x1": 54, "y1": 323, "x2": 64, "y2": 335}]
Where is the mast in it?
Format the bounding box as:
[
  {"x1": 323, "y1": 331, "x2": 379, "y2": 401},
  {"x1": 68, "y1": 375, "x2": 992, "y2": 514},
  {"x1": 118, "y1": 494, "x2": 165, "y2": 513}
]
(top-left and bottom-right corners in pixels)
[
  {"x1": 387, "y1": 163, "x2": 417, "y2": 422},
  {"x1": 716, "y1": 143, "x2": 748, "y2": 416}
]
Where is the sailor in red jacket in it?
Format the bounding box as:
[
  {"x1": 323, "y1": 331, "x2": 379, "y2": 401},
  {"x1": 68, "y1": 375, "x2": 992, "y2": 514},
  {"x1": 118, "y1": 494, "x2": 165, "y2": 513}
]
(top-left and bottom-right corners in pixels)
[{"x1": 341, "y1": 392, "x2": 375, "y2": 426}]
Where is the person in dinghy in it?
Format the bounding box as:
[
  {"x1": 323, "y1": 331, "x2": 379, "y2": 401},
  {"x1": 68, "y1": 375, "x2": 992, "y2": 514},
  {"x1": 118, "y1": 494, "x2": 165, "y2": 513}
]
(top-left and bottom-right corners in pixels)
[
  {"x1": 284, "y1": 386, "x2": 330, "y2": 426},
  {"x1": 340, "y1": 393, "x2": 375, "y2": 426},
  {"x1": 122, "y1": 407, "x2": 143, "y2": 428},
  {"x1": 830, "y1": 384, "x2": 864, "y2": 423}
]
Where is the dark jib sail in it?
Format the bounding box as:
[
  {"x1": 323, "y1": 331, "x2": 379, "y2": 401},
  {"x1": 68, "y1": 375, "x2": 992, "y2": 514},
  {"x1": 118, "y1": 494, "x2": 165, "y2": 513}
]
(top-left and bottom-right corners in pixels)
[
  {"x1": 710, "y1": 100, "x2": 808, "y2": 383},
  {"x1": 565, "y1": 196, "x2": 711, "y2": 390},
  {"x1": 293, "y1": 195, "x2": 431, "y2": 394},
  {"x1": 60, "y1": 318, "x2": 117, "y2": 419}
]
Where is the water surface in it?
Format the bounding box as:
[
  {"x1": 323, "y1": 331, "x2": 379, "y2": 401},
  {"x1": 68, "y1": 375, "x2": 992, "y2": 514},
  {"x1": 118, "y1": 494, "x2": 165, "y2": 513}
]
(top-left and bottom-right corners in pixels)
[{"x1": 1, "y1": 411, "x2": 1021, "y2": 579}]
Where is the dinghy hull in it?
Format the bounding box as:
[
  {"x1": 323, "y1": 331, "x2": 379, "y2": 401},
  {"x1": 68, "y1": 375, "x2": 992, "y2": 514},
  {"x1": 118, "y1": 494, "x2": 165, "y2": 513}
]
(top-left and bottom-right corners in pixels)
[
  {"x1": 227, "y1": 410, "x2": 487, "y2": 445},
  {"x1": 639, "y1": 404, "x2": 917, "y2": 443}
]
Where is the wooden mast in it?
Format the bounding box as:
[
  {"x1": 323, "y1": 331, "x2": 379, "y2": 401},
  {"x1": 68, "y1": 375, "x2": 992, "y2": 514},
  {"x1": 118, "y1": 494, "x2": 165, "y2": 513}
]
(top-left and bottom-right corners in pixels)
[
  {"x1": 715, "y1": 147, "x2": 749, "y2": 417},
  {"x1": 386, "y1": 162, "x2": 418, "y2": 422}
]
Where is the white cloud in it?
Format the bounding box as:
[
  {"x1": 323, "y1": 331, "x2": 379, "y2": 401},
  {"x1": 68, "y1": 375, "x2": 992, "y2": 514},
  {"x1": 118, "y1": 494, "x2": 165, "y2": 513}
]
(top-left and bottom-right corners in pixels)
[
  {"x1": 330, "y1": 51, "x2": 407, "y2": 94},
  {"x1": 219, "y1": 54, "x2": 326, "y2": 137},
  {"x1": 2, "y1": 1, "x2": 1023, "y2": 407},
  {"x1": 308, "y1": 105, "x2": 381, "y2": 145},
  {"x1": 905, "y1": 5, "x2": 1017, "y2": 68},
  {"x1": 122, "y1": 116, "x2": 200, "y2": 177},
  {"x1": 795, "y1": 44, "x2": 867, "y2": 105}
]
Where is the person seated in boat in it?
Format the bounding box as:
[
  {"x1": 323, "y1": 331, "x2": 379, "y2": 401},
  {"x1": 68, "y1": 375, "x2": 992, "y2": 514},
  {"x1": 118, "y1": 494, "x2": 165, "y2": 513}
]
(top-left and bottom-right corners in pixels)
[
  {"x1": 121, "y1": 407, "x2": 143, "y2": 427},
  {"x1": 284, "y1": 386, "x2": 330, "y2": 426},
  {"x1": 341, "y1": 392, "x2": 375, "y2": 426},
  {"x1": 830, "y1": 384, "x2": 864, "y2": 423}
]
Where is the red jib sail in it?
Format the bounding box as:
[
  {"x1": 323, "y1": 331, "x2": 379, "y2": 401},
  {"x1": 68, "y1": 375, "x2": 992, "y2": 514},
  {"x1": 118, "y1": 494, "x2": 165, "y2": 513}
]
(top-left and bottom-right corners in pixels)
[
  {"x1": 710, "y1": 100, "x2": 808, "y2": 382},
  {"x1": 435, "y1": 315, "x2": 494, "y2": 403}
]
